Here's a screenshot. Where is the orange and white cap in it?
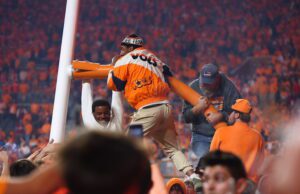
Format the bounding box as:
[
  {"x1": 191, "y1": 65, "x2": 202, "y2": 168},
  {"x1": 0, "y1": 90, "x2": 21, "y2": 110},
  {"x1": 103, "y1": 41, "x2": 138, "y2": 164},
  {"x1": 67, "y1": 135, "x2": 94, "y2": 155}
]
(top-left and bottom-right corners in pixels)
[{"x1": 231, "y1": 99, "x2": 252, "y2": 114}]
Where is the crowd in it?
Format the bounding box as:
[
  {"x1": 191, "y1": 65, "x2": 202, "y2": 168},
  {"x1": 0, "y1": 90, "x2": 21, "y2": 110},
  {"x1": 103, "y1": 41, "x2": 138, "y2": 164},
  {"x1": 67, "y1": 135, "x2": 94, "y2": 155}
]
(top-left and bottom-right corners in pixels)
[{"x1": 0, "y1": 0, "x2": 300, "y2": 192}]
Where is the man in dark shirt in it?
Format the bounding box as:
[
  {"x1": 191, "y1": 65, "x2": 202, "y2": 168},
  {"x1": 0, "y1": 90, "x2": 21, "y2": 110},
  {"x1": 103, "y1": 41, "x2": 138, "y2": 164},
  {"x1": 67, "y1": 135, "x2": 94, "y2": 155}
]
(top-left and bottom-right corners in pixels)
[{"x1": 182, "y1": 63, "x2": 241, "y2": 158}]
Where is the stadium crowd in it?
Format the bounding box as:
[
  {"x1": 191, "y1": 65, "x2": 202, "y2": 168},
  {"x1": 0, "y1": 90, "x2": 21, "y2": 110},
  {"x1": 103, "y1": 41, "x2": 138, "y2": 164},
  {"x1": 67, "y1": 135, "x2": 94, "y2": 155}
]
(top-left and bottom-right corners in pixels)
[{"x1": 0, "y1": 0, "x2": 300, "y2": 193}]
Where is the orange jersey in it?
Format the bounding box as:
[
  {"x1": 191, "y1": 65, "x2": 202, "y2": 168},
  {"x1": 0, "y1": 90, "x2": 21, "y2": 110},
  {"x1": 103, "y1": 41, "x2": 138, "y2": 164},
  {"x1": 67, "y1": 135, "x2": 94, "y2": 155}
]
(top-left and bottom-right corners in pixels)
[
  {"x1": 107, "y1": 48, "x2": 170, "y2": 110},
  {"x1": 210, "y1": 121, "x2": 264, "y2": 182}
]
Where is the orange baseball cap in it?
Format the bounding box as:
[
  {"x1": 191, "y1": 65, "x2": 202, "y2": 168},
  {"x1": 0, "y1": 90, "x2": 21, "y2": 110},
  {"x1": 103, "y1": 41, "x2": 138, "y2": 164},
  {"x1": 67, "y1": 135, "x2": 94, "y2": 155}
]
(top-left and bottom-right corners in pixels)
[
  {"x1": 166, "y1": 178, "x2": 187, "y2": 193},
  {"x1": 231, "y1": 99, "x2": 252, "y2": 114}
]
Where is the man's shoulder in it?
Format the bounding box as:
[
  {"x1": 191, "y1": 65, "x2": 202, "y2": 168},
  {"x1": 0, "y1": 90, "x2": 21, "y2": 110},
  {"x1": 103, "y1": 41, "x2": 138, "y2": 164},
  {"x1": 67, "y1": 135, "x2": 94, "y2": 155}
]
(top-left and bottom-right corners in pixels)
[
  {"x1": 219, "y1": 73, "x2": 241, "y2": 96},
  {"x1": 217, "y1": 123, "x2": 247, "y2": 134},
  {"x1": 234, "y1": 122, "x2": 263, "y2": 137},
  {"x1": 115, "y1": 54, "x2": 132, "y2": 67},
  {"x1": 220, "y1": 73, "x2": 238, "y2": 88},
  {"x1": 214, "y1": 125, "x2": 231, "y2": 135},
  {"x1": 115, "y1": 48, "x2": 158, "y2": 67},
  {"x1": 212, "y1": 126, "x2": 231, "y2": 142}
]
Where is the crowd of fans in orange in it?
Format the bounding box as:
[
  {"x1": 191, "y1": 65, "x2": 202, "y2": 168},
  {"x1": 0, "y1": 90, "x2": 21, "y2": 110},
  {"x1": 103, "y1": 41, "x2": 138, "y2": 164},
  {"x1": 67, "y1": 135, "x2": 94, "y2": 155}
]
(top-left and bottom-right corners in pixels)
[{"x1": 0, "y1": 0, "x2": 299, "y2": 164}]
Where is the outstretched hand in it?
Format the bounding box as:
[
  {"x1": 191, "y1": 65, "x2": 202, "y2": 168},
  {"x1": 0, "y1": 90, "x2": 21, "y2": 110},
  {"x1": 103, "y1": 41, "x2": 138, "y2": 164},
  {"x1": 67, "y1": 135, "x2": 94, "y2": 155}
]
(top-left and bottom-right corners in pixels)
[
  {"x1": 192, "y1": 97, "x2": 209, "y2": 115},
  {"x1": 28, "y1": 139, "x2": 60, "y2": 165}
]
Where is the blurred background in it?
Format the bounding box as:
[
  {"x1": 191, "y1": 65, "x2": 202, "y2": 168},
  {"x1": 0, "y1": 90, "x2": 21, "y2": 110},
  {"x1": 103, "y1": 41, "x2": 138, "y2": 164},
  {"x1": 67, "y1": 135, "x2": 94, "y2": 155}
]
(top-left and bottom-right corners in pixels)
[{"x1": 0, "y1": 0, "x2": 299, "y2": 175}]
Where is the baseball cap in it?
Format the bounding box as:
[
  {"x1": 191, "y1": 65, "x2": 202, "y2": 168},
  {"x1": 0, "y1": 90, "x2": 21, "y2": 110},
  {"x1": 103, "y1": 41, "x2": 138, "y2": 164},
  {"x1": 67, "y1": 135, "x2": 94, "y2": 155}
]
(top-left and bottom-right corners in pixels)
[
  {"x1": 166, "y1": 178, "x2": 186, "y2": 192},
  {"x1": 231, "y1": 99, "x2": 252, "y2": 114},
  {"x1": 200, "y1": 63, "x2": 220, "y2": 84}
]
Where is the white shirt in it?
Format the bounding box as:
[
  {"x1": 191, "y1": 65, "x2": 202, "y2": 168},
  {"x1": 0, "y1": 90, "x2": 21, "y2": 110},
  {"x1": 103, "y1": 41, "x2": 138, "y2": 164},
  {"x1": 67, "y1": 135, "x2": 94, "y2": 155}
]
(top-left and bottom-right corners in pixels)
[{"x1": 81, "y1": 82, "x2": 124, "y2": 132}]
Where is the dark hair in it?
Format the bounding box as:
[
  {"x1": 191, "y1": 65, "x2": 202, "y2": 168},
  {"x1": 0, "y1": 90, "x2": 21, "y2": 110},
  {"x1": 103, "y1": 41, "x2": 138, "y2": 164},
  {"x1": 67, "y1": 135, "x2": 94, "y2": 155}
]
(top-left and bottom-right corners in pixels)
[
  {"x1": 240, "y1": 113, "x2": 251, "y2": 123},
  {"x1": 92, "y1": 99, "x2": 111, "y2": 112},
  {"x1": 200, "y1": 150, "x2": 247, "y2": 181},
  {"x1": 128, "y1": 33, "x2": 140, "y2": 38},
  {"x1": 59, "y1": 131, "x2": 152, "y2": 194},
  {"x1": 10, "y1": 159, "x2": 37, "y2": 177},
  {"x1": 170, "y1": 183, "x2": 184, "y2": 193},
  {"x1": 235, "y1": 111, "x2": 251, "y2": 123}
]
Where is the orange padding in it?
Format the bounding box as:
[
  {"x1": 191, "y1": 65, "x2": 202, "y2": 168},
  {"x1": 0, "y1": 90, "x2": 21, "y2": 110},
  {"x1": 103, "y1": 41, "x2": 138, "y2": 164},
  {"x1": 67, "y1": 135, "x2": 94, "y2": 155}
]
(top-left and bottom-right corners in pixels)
[
  {"x1": 72, "y1": 60, "x2": 113, "y2": 71},
  {"x1": 168, "y1": 76, "x2": 227, "y2": 129},
  {"x1": 72, "y1": 70, "x2": 108, "y2": 79},
  {"x1": 72, "y1": 60, "x2": 113, "y2": 79}
]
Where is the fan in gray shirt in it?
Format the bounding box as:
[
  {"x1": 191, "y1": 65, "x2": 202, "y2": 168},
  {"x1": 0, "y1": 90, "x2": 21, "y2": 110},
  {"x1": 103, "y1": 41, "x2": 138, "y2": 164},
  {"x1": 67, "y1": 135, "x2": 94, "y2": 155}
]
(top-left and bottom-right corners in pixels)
[{"x1": 182, "y1": 63, "x2": 241, "y2": 158}]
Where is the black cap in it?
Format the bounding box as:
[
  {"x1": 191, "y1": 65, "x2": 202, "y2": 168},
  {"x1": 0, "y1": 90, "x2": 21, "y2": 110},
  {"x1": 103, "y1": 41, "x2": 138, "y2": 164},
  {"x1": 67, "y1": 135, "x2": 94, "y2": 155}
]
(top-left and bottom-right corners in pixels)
[{"x1": 200, "y1": 63, "x2": 220, "y2": 84}]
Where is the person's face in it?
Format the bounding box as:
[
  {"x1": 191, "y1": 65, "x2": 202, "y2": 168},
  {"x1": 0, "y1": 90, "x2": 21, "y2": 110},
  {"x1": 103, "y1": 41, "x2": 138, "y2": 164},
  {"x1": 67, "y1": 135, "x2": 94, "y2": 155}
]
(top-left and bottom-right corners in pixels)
[
  {"x1": 199, "y1": 77, "x2": 220, "y2": 97},
  {"x1": 202, "y1": 165, "x2": 236, "y2": 194},
  {"x1": 120, "y1": 44, "x2": 133, "y2": 56},
  {"x1": 93, "y1": 106, "x2": 111, "y2": 123},
  {"x1": 169, "y1": 184, "x2": 184, "y2": 194},
  {"x1": 185, "y1": 182, "x2": 196, "y2": 194}
]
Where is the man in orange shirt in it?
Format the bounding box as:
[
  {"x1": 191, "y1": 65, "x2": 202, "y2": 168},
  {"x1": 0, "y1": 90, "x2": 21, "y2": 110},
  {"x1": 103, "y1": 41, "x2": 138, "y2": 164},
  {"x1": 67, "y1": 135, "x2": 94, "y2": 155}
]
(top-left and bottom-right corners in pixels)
[
  {"x1": 107, "y1": 34, "x2": 201, "y2": 191},
  {"x1": 210, "y1": 99, "x2": 264, "y2": 182}
]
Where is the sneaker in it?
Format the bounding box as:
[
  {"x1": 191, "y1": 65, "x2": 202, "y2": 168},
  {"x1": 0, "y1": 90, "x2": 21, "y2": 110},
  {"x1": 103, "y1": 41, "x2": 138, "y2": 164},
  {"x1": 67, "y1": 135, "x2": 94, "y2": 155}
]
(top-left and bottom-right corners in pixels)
[
  {"x1": 191, "y1": 176, "x2": 202, "y2": 192},
  {"x1": 185, "y1": 173, "x2": 203, "y2": 192}
]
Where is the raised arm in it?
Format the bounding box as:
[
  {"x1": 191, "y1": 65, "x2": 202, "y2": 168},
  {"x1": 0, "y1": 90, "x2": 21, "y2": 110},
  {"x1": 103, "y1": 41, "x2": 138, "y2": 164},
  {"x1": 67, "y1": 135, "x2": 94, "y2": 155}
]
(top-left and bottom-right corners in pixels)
[
  {"x1": 111, "y1": 91, "x2": 124, "y2": 132},
  {"x1": 81, "y1": 81, "x2": 105, "y2": 130}
]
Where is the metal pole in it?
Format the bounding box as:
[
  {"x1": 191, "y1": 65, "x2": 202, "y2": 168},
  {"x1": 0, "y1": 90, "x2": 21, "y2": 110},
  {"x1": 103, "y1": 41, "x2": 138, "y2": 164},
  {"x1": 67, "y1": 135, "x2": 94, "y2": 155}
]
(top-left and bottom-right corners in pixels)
[{"x1": 49, "y1": 0, "x2": 80, "y2": 143}]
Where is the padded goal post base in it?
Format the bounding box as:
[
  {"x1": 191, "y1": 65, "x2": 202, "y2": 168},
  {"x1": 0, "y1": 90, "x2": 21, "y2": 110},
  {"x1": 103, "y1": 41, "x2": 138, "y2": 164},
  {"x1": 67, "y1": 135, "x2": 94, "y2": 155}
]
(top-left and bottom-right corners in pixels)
[{"x1": 72, "y1": 60, "x2": 113, "y2": 79}]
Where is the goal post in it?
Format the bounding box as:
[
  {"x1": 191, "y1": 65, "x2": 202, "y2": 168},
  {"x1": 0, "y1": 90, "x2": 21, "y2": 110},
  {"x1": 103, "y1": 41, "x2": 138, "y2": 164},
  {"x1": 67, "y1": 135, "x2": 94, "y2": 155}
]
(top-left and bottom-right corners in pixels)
[{"x1": 49, "y1": 0, "x2": 80, "y2": 143}]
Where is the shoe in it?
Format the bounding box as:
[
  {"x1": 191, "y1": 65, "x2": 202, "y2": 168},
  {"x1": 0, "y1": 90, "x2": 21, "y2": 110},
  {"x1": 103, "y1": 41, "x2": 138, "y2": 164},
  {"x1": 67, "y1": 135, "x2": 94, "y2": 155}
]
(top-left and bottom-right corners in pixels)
[
  {"x1": 191, "y1": 176, "x2": 202, "y2": 192},
  {"x1": 184, "y1": 173, "x2": 203, "y2": 192}
]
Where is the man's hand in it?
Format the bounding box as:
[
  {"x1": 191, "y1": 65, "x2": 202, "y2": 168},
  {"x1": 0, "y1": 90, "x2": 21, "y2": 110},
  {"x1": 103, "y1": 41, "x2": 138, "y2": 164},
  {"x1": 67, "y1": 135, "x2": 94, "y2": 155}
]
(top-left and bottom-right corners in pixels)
[
  {"x1": 192, "y1": 97, "x2": 209, "y2": 115},
  {"x1": 161, "y1": 64, "x2": 173, "y2": 77},
  {"x1": 27, "y1": 149, "x2": 42, "y2": 162},
  {"x1": 206, "y1": 112, "x2": 223, "y2": 125},
  {"x1": 35, "y1": 143, "x2": 60, "y2": 163},
  {"x1": 28, "y1": 139, "x2": 60, "y2": 166}
]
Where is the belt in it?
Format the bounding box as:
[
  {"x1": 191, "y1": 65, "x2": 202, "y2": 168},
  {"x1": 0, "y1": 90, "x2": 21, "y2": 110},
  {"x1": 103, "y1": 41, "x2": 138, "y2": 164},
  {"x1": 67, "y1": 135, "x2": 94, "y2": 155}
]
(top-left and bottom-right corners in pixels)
[{"x1": 142, "y1": 103, "x2": 165, "y2": 109}]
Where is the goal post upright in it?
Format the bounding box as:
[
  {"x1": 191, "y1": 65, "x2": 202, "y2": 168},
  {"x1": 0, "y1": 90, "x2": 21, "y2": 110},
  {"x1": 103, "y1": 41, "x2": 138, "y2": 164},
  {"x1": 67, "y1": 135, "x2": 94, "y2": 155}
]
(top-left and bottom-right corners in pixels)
[{"x1": 49, "y1": 0, "x2": 80, "y2": 143}]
